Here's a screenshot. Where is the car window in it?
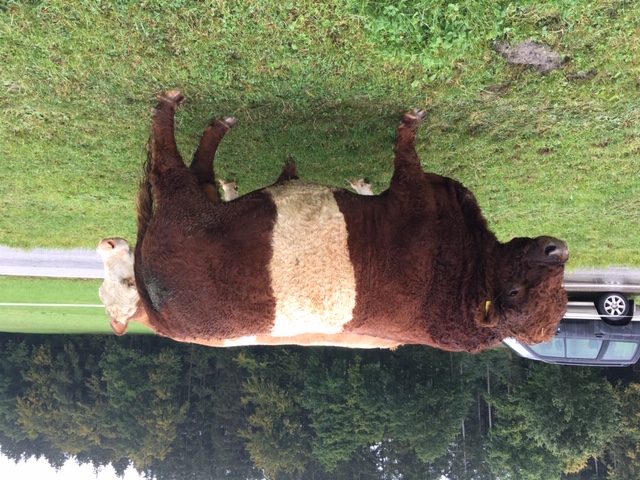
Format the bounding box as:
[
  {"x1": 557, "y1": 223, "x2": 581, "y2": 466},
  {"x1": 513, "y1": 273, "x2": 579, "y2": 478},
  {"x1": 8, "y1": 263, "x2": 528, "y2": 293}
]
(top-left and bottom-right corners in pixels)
[
  {"x1": 530, "y1": 338, "x2": 564, "y2": 357},
  {"x1": 566, "y1": 339, "x2": 602, "y2": 359},
  {"x1": 602, "y1": 341, "x2": 639, "y2": 361}
]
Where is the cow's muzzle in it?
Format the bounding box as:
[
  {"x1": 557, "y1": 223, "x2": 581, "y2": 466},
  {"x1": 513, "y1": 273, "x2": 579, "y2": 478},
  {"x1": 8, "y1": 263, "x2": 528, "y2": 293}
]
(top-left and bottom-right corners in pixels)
[{"x1": 540, "y1": 236, "x2": 569, "y2": 264}]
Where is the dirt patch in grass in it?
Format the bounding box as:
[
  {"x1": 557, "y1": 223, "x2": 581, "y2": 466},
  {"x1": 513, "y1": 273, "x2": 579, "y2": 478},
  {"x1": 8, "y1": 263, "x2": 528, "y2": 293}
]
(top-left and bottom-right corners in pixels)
[{"x1": 494, "y1": 39, "x2": 564, "y2": 73}]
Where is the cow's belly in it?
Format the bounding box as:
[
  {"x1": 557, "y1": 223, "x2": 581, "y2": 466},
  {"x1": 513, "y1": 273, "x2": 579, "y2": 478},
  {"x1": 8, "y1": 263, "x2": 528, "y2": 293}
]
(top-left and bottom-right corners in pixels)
[
  {"x1": 187, "y1": 333, "x2": 400, "y2": 349},
  {"x1": 265, "y1": 183, "x2": 356, "y2": 336}
]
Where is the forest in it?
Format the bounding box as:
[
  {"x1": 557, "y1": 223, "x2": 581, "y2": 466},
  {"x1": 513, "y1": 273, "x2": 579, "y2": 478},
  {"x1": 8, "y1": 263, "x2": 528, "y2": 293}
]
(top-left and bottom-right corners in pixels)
[{"x1": 0, "y1": 333, "x2": 639, "y2": 479}]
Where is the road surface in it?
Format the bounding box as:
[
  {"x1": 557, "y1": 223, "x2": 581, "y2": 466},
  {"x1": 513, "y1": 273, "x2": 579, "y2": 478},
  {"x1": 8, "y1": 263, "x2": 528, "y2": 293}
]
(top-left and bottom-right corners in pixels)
[{"x1": 0, "y1": 246, "x2": 103, "y2": 279}]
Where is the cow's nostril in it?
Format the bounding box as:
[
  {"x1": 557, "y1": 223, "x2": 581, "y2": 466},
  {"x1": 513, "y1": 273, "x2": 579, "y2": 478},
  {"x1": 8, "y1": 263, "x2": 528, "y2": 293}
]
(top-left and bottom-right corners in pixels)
[{"x1": 544, "y1": 240, "x2": 569, "y2": 263}]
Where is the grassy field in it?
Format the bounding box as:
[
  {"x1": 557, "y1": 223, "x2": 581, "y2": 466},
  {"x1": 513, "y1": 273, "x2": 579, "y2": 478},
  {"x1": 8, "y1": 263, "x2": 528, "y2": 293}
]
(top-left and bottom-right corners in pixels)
[
  {"x1": 0, "y1": 276, "x2": 153, "y2": 334},
  {"x1": 1, "y1": 0, "x2": 639, "y2": 267}
]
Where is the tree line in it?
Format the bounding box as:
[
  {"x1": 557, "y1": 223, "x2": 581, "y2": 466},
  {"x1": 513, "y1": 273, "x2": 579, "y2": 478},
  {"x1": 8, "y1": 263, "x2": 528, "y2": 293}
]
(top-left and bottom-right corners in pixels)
[{"x1": 0, "y1": 333, "x2": 638, "y2": 479}]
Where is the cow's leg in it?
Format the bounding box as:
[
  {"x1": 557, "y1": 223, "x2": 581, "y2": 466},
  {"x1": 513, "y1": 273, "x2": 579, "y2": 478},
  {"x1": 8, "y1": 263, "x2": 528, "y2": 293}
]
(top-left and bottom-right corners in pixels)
[
  {"x1": 151, "y1": 91, "x2": 189, "y2": 183},
  {"x1": 271, "y1": 159, "x2": 299, "y2": 186},
  {"x1": 389, "y1": 109, "x2": 426, "y2": 204},
  {"x1": 393, "y1": 109, "x2": 426, "y2": 171},
  {"x1": 189, "y1": 117, "x2": 238, "y2": 203}
]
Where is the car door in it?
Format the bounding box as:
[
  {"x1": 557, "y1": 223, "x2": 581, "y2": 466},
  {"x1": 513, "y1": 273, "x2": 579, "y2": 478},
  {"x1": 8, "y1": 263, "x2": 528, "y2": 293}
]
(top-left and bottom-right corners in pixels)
[{"x1": 556, "y1": 319, "x2": 608, "y2": 362}]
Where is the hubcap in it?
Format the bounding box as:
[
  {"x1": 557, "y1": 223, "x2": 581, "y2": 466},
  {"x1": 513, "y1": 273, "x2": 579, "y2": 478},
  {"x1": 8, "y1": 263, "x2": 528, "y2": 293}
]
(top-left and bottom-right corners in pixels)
[{"x1": 604, "y1": 295, "x2": 627, "y2": 317}]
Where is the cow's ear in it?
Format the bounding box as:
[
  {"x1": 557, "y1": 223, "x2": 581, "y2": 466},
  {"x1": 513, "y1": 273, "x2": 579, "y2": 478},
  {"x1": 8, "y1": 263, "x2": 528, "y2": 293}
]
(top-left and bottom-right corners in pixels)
[
  {"x1": 110, "y1": 317, "x2": 129, "y2": 336},
  {"x1": 475, "y1": 300, "x2": 499, "y2": 328}
]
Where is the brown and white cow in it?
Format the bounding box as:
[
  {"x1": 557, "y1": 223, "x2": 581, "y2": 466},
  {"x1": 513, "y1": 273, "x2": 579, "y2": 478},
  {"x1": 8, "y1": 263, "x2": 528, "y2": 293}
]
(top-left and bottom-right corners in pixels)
[
  {"x1": 125, "y1": 91, "x2": 568, "y2": 353},
  {"x1": 218, "y1": 179, "x2": 239, "y2": 201},
  {"x1": 348, "y1": 178, "x2": 374, "y2": 195}
]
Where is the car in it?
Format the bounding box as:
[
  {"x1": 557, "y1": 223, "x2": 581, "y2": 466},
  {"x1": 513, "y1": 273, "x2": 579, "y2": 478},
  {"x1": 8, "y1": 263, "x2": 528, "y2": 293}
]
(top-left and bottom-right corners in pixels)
[{"x1": 503, "y1": 291, "x2": 640, "y2": 367}]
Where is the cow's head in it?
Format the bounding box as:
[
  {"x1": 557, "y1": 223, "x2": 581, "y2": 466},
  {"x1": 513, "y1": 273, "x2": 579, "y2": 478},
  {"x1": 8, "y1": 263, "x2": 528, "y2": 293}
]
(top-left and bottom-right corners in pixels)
[
  {"x1": 97, "y1": 237, "x2": 140, "y2": 335},
  {"x1": 476, "y1": 236, "x2": 569, "y2": 344}
]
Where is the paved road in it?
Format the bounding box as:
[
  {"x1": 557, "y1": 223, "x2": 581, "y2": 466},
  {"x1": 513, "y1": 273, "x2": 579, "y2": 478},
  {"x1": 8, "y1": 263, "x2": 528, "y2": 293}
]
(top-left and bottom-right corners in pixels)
[
  {"x1": 1, "y1": 246, "x2": 639, "y2": 293},
  {"x1": 0, "y1": 246, "x2": 104, "y2": 279}
]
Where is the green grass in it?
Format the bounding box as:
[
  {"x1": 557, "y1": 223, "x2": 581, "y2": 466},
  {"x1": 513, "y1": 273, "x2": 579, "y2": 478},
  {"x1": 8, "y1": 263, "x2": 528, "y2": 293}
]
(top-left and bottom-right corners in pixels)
[
  {"x1": 0, "y1": 277, "x2": 153, "y2": 334},
  {"x1": 1, "y1": 0, "x2": 639, "y2": 268}
]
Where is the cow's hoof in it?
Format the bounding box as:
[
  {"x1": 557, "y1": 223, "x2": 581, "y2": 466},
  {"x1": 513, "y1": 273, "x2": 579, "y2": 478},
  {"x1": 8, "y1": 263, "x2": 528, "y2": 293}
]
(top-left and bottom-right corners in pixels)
[
  {"x1": 159, "y1": 90, "x2": 187, "y2": 106},
  {"x1": 402, "y1": 108, "x2": 426, "y2": 125},
  {"x1": 281, "y1": 158, "x2": 298, "y2": 178},
  {"x1": 222, "y1": 117, "x2": 238, "y2": 129},
  {"x1": 211, "y1": 117, "x2": 237, "y2": 132},
  {"x1": 412, "y1": 108, "x2": 427, "y2": 120}
]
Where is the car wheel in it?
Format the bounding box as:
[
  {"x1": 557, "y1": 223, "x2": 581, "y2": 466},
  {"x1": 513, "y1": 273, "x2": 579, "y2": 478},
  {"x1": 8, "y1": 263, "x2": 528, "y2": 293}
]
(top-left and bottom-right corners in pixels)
[{"x1": 597, "y1": 292, "x2": 630, "y2": 324}]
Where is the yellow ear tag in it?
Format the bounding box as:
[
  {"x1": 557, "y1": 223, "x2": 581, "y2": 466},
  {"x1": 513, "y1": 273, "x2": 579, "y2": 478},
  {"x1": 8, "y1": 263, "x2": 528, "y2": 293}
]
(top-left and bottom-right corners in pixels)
[{"x1": 485, "y1": 300, "x2": 492, "y2": 314}]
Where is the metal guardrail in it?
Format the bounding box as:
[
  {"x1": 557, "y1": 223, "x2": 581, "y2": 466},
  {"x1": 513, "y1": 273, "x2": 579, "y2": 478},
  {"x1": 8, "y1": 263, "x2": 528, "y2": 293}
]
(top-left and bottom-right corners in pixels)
[{"x1": 0, "y1": 246, "x2": 104, "y2": 279}]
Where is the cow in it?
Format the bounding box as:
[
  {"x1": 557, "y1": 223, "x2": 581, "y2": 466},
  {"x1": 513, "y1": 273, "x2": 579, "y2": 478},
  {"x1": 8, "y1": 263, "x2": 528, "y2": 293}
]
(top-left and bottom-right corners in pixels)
[
  {"x1": 126, "y1": 90, "x2": 569, "y2": 353},
  {"x1": 218, "y1": 179, "x2": 239, "y2": 201},
  {"x1": 348, "y1": 178, "x2": 374, "y2": 195}
]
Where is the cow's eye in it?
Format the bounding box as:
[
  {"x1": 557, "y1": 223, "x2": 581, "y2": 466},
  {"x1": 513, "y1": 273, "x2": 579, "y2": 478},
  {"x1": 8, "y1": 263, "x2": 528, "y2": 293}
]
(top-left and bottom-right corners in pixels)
[{"x1": 509, "y1": 289, "x2": 520, "y2": 297}]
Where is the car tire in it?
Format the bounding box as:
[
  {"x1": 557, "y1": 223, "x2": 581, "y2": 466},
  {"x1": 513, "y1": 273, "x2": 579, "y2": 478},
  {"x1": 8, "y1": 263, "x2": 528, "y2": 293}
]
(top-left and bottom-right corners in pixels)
[{"x1": 597, "y1": 292, "x2": 631, "y2": 325}]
